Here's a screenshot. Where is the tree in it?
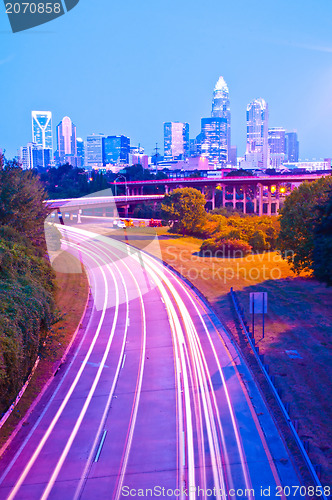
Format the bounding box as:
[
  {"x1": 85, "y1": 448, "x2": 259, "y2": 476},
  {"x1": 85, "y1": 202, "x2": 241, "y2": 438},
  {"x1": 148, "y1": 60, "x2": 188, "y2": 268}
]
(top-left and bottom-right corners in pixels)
[
  {"x1": 312, "y1": 188, "x2": 332, "y2": 285},
  {"x1": 225, "y1": 169, "x2": 254, "y2": 177},
  {"x1": 0, "y1": 154, "x2": 50, "y2": 252},
  {"x1": 161, "y1": 187, "x2": 207, "y2": 236},
  {"x1": 277, "y1": 176, "x2": 332, "y2": 273},
  {"x1": 249, "y1": 230, "x2": 269, "y2": 252},
  {"x1": 39, "y1": 163, "x2": 110, "y2": 199}
]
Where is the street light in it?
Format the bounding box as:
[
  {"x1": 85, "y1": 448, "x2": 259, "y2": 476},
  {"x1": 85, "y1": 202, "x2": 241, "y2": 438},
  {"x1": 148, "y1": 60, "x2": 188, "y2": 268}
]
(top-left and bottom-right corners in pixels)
[
  {"x1": 114, "y1": 174, "x2": 128, "y2": 219},
  {"x1": 114, "y1": 174, "x2": 127, "y2": 197}
]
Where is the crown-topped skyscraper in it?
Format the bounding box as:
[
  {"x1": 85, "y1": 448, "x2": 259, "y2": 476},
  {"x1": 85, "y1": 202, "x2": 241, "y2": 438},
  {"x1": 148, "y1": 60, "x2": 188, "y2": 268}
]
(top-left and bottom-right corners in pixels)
[
  {"x1": 200, "y1": 76, "x2": 231, "y2": 166},
  {"x1": 212, "y1": 76, "x2": 231, "y2": 162}
]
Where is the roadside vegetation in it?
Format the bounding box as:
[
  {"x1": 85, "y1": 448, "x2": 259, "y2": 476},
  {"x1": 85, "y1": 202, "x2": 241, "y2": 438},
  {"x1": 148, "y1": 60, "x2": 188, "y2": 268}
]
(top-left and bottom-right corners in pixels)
[
  {"x1": 278, "y1": 176, "x2": 332, "y2": 284},
  {"x1": 162, "y1": 179, "x2": 332, "y2": 285},
  {"x1": 0, "y1": 154, "x2": 88, "y2": 423},
  {"x1": 39, "y1": 163, "x2": 167, "y2": 199},
  {"x1": 0, "y1": 252, "x2": 88, "y2": 448},
  {"x1": 0, "y1": 154, "x2": 57, "y2": 415}
]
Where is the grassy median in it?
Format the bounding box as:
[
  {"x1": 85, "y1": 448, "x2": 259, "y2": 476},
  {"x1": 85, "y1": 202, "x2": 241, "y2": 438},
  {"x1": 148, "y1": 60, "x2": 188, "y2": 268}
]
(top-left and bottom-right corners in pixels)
[{"x1": 0, "y1": 252, "x2": 89, "y2": 450}]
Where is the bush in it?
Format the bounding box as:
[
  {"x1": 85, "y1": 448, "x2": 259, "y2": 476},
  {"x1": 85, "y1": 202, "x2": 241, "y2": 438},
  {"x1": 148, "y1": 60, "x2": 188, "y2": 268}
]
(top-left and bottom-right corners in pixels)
[
  {"x1": 249, "y1": 230, "x2": 270, "y2": 252},
  {"x1": 200, "y1": 238, "x2": 252, "y2": 258}
]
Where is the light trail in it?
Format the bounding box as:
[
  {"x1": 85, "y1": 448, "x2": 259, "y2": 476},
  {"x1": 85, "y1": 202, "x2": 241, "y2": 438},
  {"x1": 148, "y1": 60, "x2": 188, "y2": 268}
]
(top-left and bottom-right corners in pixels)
[{"x1": 5, "y1": 250, "x2": 114, "y2": 500}]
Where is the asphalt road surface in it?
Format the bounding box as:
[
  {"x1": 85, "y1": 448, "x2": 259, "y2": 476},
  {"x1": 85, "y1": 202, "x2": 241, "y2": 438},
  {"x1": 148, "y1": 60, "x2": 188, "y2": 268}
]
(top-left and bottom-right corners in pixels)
[{"x1": 0, "y1": 226, "x2": 302, "y2": 499}]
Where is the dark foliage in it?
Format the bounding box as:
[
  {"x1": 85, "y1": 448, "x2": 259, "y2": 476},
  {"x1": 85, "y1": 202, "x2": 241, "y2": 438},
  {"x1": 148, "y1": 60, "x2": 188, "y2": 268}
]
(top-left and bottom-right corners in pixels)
[
  {"x1": 0, "y1": 227, "x2": 56, "y2": 414},
  {"x1": 0, "y1": 155, "x2": 49, "y2": 253},
  {"x1": 313, "y1": 188, "x2": 332, "y2": 285},
  {"x1": 278, "y1": 176, "x2": 332, "y2": 274},
  {"x1": 40, "y1": 163, "x2": 111, "y2": 199}
]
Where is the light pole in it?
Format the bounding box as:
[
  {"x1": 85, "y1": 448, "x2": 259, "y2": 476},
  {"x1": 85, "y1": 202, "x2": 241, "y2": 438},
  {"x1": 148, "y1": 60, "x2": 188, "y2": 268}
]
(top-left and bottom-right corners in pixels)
[
  {"x1": 114, "y1": 174, "x2": 128, "y2": 219},
  {"x1": 114, "y1": 174, "x2": 127, "y2": 197}
]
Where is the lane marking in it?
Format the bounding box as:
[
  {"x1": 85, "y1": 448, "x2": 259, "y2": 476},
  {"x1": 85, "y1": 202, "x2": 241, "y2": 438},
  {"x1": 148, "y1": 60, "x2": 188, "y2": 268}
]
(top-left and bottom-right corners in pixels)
[
  {"x1": 94, "y1": 430, "x2": 107, "y2": 463},
  {"x1": 42, "y1": 239, "x2": 128, "y2": 500},
  {"x1": 121, "y1": 354, "x2": 126, "y2": 370},
  {"x1": 40, "y1": 242, "x2": 120, "y2": 500}
]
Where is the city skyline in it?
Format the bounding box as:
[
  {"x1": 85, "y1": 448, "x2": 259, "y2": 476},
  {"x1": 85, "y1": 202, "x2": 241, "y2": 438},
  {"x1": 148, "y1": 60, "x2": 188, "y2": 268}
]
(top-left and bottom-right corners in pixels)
[
  {"x1": 3, "y1": 85, "x2": 323, "y2": 167},
  {"x1": 1, "y1": 1, "x2": 332, "y2": 160},
  {"x1": 23, "y1": 93, "x2": 301, "y2": 170}
]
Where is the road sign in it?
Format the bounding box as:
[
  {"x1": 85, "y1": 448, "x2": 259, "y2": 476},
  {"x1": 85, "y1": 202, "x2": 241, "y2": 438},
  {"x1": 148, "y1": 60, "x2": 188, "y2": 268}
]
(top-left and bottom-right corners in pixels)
[
  {"x1": 250, "y1": 292, "x2": 268, "y2": 314},
  {"x1": 250, "y1": 292, "x2": 268, "y2": 339}
]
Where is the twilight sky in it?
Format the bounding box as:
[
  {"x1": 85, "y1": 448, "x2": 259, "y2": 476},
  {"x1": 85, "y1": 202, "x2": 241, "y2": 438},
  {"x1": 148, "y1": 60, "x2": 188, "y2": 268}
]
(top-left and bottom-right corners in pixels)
[{"x1": 1, "y1": 0, "x2": 332, "y2": 160}]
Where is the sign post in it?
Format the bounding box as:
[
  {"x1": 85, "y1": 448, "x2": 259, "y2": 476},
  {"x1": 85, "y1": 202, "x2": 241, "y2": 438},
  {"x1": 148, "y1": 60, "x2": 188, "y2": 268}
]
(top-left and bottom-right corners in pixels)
[{"x1": 250, "y1": 292, "x2": 268, "y2": 340}]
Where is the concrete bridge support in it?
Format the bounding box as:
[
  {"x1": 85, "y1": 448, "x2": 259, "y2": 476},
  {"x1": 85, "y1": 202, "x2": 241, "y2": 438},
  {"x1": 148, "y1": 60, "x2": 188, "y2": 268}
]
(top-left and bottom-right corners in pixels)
[
  {"x1": 243, "y1": 187, "x2": 247, "y2": 214},
  {"x1": 267, "y1": 188, "x2": 272, "y2": 217},
  {"x1": 210, "y1": 186, "x2": 216, "y2": 210},
  {"x1": 232, "y1": 186, "x2": 237, "y2": 209},
  {"x1": 275, "y1": 187, "x2": 280, "y2": 214},
  {"x1": 258, "y1": 183, "x2": 263, "y2": 217}
]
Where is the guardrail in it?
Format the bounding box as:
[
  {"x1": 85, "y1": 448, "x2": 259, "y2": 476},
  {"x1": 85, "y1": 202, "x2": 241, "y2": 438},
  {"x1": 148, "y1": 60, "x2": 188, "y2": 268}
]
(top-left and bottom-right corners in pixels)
[{"x1": 230, "y1": 287, "x2": 329, "y2": 500}]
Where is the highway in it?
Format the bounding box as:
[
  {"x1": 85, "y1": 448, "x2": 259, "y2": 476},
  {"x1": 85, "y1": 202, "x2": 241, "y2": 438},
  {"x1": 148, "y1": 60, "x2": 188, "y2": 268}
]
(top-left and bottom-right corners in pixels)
[{"x1": 0, "y1": 225, "x2": 302, "y2": 499}]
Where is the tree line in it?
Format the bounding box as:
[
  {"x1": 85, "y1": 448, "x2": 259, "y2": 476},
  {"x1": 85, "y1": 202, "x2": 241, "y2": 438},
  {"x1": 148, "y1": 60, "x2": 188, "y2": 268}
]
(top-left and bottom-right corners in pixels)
[
  {"x1": 0, "y1": 154, "x2": 56, "y2": 415},
  {"x1": 39, "y1": 163, "x2": 167, "y2": 199}
]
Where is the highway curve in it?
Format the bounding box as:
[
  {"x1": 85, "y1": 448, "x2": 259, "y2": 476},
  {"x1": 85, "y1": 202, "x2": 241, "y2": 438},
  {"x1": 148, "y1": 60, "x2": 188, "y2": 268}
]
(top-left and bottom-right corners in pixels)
[{"x1": 0, "y1": 225, "x2": 303, "y2": 499}]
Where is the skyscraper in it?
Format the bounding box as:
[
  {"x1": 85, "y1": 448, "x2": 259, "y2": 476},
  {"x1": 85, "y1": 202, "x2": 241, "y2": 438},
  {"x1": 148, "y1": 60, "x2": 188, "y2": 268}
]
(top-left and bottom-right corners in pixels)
[
  {"x1": 102, "y1": 135, "x2": 130, "y2": 165},
  {"x1": 285, "y1": 132, "x2": 299, "y2": 162},
  {"x1": 56, "y1": 116, "x2": 77, "y2": 164},
  {"x1": 20, "y1": 143, "x2": 51, "y2": 170},
  {"x1": 211, "y1": 76, "x2": 231, "y2": 161},
  {"x1": 268, "y1": 128, "x2": 286, "y2": 169},
  {"x1": 200, "y1": 117, "x2": 228, "y2": 165},
  {"x1": 32, "y1": 111, "x2": 53, "y2": 150},
  {"x1": 76, "y1": 138, "x2": 85, "y2": 167},
  {"x1": 244, "y1": 98, "x2": 269, "y2": 169},
  {"x1": 164, "y1": 122, "x2": 189, "y2": 160},
  {"x1": 86, "y1": 134, "x2": 104, "y2": 168}
]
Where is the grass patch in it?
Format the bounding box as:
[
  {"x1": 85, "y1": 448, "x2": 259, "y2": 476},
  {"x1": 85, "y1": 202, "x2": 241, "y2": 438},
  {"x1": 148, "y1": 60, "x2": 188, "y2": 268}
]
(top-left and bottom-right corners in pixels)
[{"x1": 0, "y1": 252, "x2": 88, "y2": 449}]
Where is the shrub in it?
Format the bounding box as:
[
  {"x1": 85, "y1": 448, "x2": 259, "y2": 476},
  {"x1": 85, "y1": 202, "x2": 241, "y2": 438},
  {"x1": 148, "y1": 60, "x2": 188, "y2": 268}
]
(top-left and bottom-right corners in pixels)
[
  {"x1": 249, "y1": 230, "x2": 270, "y2": 252},
  {"x1": 200, "y1": 238, "x2": 252, "y2": 258}
]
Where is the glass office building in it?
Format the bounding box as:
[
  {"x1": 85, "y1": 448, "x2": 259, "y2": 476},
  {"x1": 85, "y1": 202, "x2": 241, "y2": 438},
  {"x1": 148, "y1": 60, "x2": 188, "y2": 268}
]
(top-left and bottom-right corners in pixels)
[
  {"x1": 86, "y1": 134, "x2": 104, "y2": 168},
  {"x1": 245, "y1": 98, "x2": 269, "y2": 169},
  {"x1": 76, "y1": 138, "x2": 85, "y2": 167},
  {"x1": 20, "y1": 142, "x2": 51, "y2": 170},
  {"x1": 285, "y1": 132, "x2": 299, "y2": 162},
  {"x1": 102, "y1": 135, "x2": 130, "y2": 164},
  {"x1": 164, "y1": 122, "x2": 189, "y2": 160},
  {"x1": 268, "y1": 127, "x2": 286, "y2": 169},
  {"x1": 200, "y1": 117, "x2": 228, "y2": 165}
]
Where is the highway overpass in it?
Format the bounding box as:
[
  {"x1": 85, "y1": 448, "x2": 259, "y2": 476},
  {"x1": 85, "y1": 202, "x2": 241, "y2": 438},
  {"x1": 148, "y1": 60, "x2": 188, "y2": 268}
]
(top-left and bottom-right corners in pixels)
[{"x1": 46, "y1": 172, "x2": 330, "y2": 218}]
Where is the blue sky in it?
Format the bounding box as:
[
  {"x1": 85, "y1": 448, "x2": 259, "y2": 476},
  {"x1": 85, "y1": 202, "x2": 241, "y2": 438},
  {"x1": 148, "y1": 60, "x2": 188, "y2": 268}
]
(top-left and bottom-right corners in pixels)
[{"x1": 1, "y1": 0, "x2": 332, "y2": 160}]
